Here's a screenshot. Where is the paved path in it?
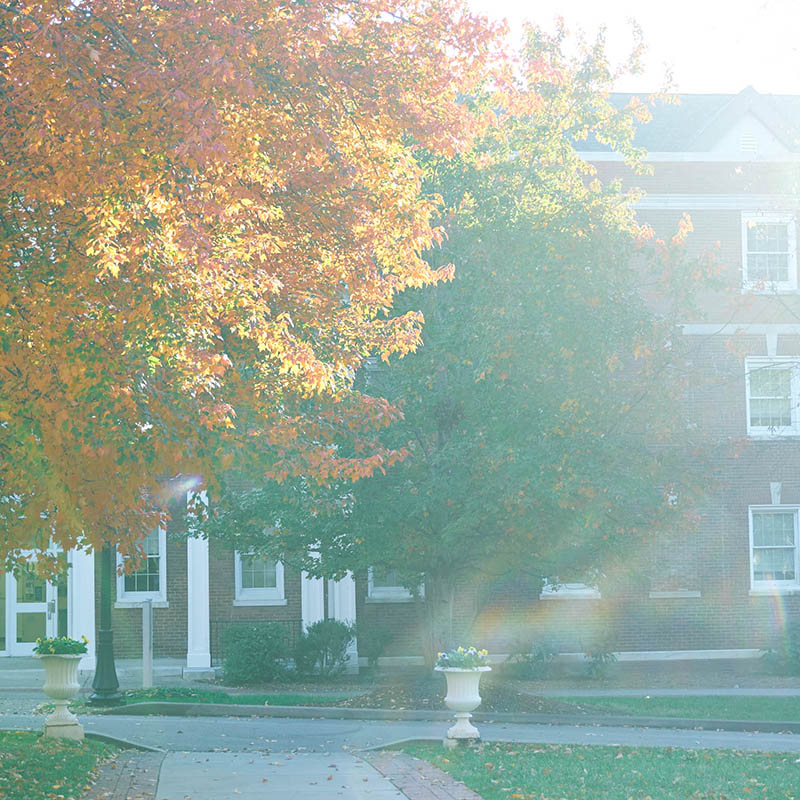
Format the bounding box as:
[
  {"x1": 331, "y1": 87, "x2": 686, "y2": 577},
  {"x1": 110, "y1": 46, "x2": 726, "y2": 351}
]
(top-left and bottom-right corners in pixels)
[
  {"x1": 538, "y1": 688, "x2": 800, "y2": 696},
  {"x1": 81, "y1": 747, "x2": 477, "y2": 800},
  {"x1": 155, "y1": 750, "x2": 405, "y2": 799},
  {"x1": 82, "y1": 751, "x2": 164, "y2": 800},
  {"x1": 6, "y1": 711, "x2": 800, "y2": 754},
  {"x1": 364, "y1": 751, "x2": 482, "y2": 800}
]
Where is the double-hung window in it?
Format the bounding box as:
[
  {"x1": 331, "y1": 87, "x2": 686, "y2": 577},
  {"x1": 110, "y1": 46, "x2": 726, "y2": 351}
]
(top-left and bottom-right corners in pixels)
[
  {"x1": 539, "y1": 578, "x2": 601, "y2": 600},
  {"x1": 366, "y1": 567, "x2": 420, "y2": 602},
  {"x1": 745, "y1": 357, "x2": 800, "y2": 436},
  {"x1": 234, "y1": 552, "x2": 286, "y2": 605},
  {"x1": 117, "y1": 527, "x2": 167, "y2": 604},
  {"x1": 742, "y1": 212, "x2": 797, "y2": 292},
  {"x1": 749, "y1": 507, "x2": 800, "y2": 593}
]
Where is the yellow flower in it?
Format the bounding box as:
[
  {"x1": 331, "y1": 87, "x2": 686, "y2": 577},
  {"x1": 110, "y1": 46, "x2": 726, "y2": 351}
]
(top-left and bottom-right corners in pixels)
[{"x1": 81, "y1": 635, "x2": 89, "y2": 643}]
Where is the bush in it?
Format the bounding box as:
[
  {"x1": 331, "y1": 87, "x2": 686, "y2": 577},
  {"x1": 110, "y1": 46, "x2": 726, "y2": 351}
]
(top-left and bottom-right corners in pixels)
[
  {"x1": 584, "y1": 638, "x2": 617, "y2": 679},
  {"x1": 223, "y1": 622, "x2": 290, "y2": 685},
  {"x1": 502, "y1": 639, "x2": 558, "y2": 680},
  {"x1": 763, "y1": 620, "x2": 800, "y2": 675},
  {"x1": 356, "y1": 622, "x2": 394, "y2": 669},
  {"x1": 294, "y1": 619, "x2": 355, "y2": 677}
]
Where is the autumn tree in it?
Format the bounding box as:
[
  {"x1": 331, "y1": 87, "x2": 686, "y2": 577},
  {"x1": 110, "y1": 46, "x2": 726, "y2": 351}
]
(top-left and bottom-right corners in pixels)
[
  {"x1": 205, "y1": 27, "x2": 717, "y2": 661},
  {"x1": 0, "y1": 0, "x2": 501, "y2": 567}
]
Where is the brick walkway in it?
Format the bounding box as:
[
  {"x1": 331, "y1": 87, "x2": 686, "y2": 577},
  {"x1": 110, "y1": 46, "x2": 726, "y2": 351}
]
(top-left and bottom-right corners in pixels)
[
  {"x1": 364, "y1": 750, "x2": 483, "y2": 800},
  {"x1": 82, "y1": 750, "x2": 165, "y2": 800}
]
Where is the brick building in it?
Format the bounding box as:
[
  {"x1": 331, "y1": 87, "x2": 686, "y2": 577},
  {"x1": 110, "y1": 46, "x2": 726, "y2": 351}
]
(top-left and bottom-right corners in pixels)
[{"x1": 3, "y1": 87, "x2": 799, "y2": 671}]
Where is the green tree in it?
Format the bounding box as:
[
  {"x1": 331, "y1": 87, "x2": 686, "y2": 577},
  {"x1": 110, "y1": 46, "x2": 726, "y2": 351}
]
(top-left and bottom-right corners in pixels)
[{"x1": 203, "y1": 27, "x2": 716, "y2": 663}]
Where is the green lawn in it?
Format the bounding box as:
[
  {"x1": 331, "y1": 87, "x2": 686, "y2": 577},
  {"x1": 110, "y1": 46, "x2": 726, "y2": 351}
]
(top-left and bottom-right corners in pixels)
[
  {"x1": 0, "y1": 730, "x2": 116, "y2": 800},
  {"x1": 560, "y1": 695, "x2": 800, "y2": 722},
  {"x1": 403, "y1": 741, "x2": 800, "y2": 800}
]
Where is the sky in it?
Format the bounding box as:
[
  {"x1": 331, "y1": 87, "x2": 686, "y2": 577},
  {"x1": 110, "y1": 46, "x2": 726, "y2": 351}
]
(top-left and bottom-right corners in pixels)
[{"x1": 466, "y1": 0, "x2": 800, "y2": 95}]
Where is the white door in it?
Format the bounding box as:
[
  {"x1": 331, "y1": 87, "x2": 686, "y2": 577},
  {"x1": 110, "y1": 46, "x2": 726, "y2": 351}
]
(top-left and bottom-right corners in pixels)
[{"x1": 7, "y1": 570, "x2": 58, "y2": 656}]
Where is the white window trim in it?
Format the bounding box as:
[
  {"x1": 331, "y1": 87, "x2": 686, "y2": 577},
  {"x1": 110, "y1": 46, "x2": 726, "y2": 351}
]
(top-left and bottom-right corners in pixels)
[
  {"x1": 749, "y1": 505, "x2": 800, "y2": 595},
  {"x1": 741, "y1": 211, "x2": 797, "y2": 293},
  {"x1": 366, "y1": 567, "x2": 422, "y2": 603},
  {"x1": 745, "y1": 357, "x2": 800, "y2": 438},
  {"x1": 116, "y1": 526, "x2": 168, "y2": 607},
  {"x1": 233, "y1": 552, "x2": 286, "y2": 606},
  {"x1": 539, "y1": 580, "x2": 601, "y2": 600}
]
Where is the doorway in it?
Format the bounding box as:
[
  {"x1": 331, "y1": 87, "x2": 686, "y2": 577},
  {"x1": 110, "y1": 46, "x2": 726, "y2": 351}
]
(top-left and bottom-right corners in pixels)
[{"x1": 1, "y1": 559, "x2": 68, "y2": 656}]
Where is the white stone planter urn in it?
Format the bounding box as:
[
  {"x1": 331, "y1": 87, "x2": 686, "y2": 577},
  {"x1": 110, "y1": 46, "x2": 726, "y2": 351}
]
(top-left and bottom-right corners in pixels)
[
  {"x1": 435, "y1": 666, "x2": 491, "y2": 740},
  {"x1": 35, "y1": 653, "x2": 84, "y2": 740}
]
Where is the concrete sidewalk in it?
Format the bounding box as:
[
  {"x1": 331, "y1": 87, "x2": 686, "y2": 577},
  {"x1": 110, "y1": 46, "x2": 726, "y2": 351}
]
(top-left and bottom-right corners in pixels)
[
  {"x1": 155, "y1": 750, "x2": 407, "y2": 799},
  {"x1": 82, "y1": 747, "x2": 480, "y2": 800},
  {"x1": 0, "y1": 656, "x2": 207, "y2": 690},
  {"x1": 537, "y1": 687, "x2": 800, "y2": 696}
]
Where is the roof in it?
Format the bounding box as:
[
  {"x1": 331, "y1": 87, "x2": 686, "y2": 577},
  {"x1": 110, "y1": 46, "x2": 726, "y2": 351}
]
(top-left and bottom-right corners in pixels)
[{"x1": 580, "y1": 87, "x2": 800, "y2": 153}]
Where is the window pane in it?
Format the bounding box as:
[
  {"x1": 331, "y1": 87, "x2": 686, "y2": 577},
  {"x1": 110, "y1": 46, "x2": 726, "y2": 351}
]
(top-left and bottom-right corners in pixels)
[
  {"x1": 241, "y1": 555, "x2": 276, "y2": 589},
  {"x1": 750, "y1": 366, "x2": 791, "y2": 397},
  {"x1": 749, "y1": 366, "x2": 792, "y2": 427},
  {"x1": 753, "y1": 547, "x2": 796, "y2": 581},
  {"x1": 373, "y1": 568, "x2": 402, "y2": 588},
  {"x1": 753, "y1": 512, "x2": 795, "y2": 546},
  {"x1": 747, "y1": 223, "x2": 790, "y2": 282},
  {"x1": 16, "y1": 569, "x2": 45, "y2": 603},
  {"x1": 748, "y1": 223, "x2": 788, "y2": 252},
  {"x1": 124, "y1": 530, "x2": 160, "y2": 593}
]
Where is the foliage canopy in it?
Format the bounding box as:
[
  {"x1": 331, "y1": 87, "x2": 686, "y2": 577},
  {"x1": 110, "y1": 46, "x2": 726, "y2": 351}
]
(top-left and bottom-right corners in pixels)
[
  {"x1": 206, "y1": 29, "x2": 716, "y2": 655},
  {"x1": 0, "y1": 0, "x2": 498, "y2": 566}
]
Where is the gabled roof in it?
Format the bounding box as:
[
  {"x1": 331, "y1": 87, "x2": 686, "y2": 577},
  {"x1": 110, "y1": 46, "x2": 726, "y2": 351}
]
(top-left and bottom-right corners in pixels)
[{"x1": 580, "y1": 87, "x2": 800, "y2": 153}]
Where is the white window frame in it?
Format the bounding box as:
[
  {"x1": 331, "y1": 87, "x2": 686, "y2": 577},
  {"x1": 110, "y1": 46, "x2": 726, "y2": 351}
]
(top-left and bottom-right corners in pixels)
[
  {"x1": 116, "y1": 526, "x2": 168, "y2": 607},
  {"x1": 539, "y1": 578, "x2": 601, "y2": 600},
  {"x1": 233, "y1": 552, "x2": 286, "y2": 606},
  {"x1": 745, "y1": 357, "x2": 800, "y2": 437},
  {"x1": 741, "y1": 212, "x2": 797, "y2": 293},
  {"x1": 366, "y1": 567, "x2": 422, "y2": 603},
  {"x1": 749, "y1": 505, "x2": 800, "y2": 595}
]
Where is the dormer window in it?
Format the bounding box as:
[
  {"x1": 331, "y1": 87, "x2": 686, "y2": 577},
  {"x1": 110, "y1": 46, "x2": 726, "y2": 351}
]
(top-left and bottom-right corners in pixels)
[{"x1": 742, "y1": 212, "x2": 797, "y2": 292}]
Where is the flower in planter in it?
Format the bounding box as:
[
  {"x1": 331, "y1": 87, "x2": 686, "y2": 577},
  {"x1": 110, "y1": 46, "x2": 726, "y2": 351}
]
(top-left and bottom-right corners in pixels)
[
  {"x1": 435, "y1": 646, "x2": 489, "y2": 669},
  {"x1": 33, "y1": 636, "x2": 89, "y2": 655}
]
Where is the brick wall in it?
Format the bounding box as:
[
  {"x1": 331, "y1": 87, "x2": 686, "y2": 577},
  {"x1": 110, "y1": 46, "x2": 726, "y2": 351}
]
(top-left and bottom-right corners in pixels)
[
  {"x1": 207, "y1": 539, "x2": 303, "y2": 664},
  {"x1": 355, "y1": 572, "x2": 426, "y2": 659},
  {"x1": 101, "y1": 535, "x2": 189, "y2": 660}
]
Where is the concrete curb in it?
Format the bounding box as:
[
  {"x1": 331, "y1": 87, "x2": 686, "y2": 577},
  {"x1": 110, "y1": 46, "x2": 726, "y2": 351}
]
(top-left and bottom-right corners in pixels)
[
  {"x1": 85, "y1": 731, "x2": 166, "y2": 753},
  {"x1": 101, "y1": 702, "x2": 800, "y2": 734}
]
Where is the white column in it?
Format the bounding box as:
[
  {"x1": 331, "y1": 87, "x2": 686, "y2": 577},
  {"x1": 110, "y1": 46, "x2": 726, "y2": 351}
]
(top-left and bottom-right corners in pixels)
[
  {"x1": 301, "y1": 571, "x2": 325, "y2": 632},
  {"x1": 68, "y1": 548, "x2": 96, "y2": 671},
  {"x1": 185, "y1": 535, "x2": 211, "y2": 670},
  {"x1": 327, "y1": 573, "x2": 359, "y2": 673}
]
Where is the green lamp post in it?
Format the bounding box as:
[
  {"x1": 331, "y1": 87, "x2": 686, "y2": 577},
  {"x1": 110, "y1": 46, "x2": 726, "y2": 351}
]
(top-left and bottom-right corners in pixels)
[{"x1": 89, "y1": 543, "x2": 122, "y2": 705}]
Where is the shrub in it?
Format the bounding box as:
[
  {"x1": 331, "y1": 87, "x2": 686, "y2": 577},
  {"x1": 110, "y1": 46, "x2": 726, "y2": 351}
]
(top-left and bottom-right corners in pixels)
[
  {"x1": 763, "y1": 620, "x2": 800, "y2": 675},
  {"x1": 294, "y1": 619, "x2": 355, "y2": 677},
  {"x1": 584, "y1": 638, "x2": 617, "y2": 679},
  {"x1": 503, "y1": 639, "x2": 559, "y2": 680},
  {"x1": 356, "y1": 622, "x2": 394, "y2": 669},
  {"x1": 223, "y1": 622, "x2": 290, "y2": 685}
]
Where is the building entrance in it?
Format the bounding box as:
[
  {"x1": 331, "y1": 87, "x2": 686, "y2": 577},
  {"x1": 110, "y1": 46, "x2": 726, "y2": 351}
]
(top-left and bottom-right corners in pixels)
[{"x1": 1, "y1": 561, "x2": 68, "y2": 656}]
